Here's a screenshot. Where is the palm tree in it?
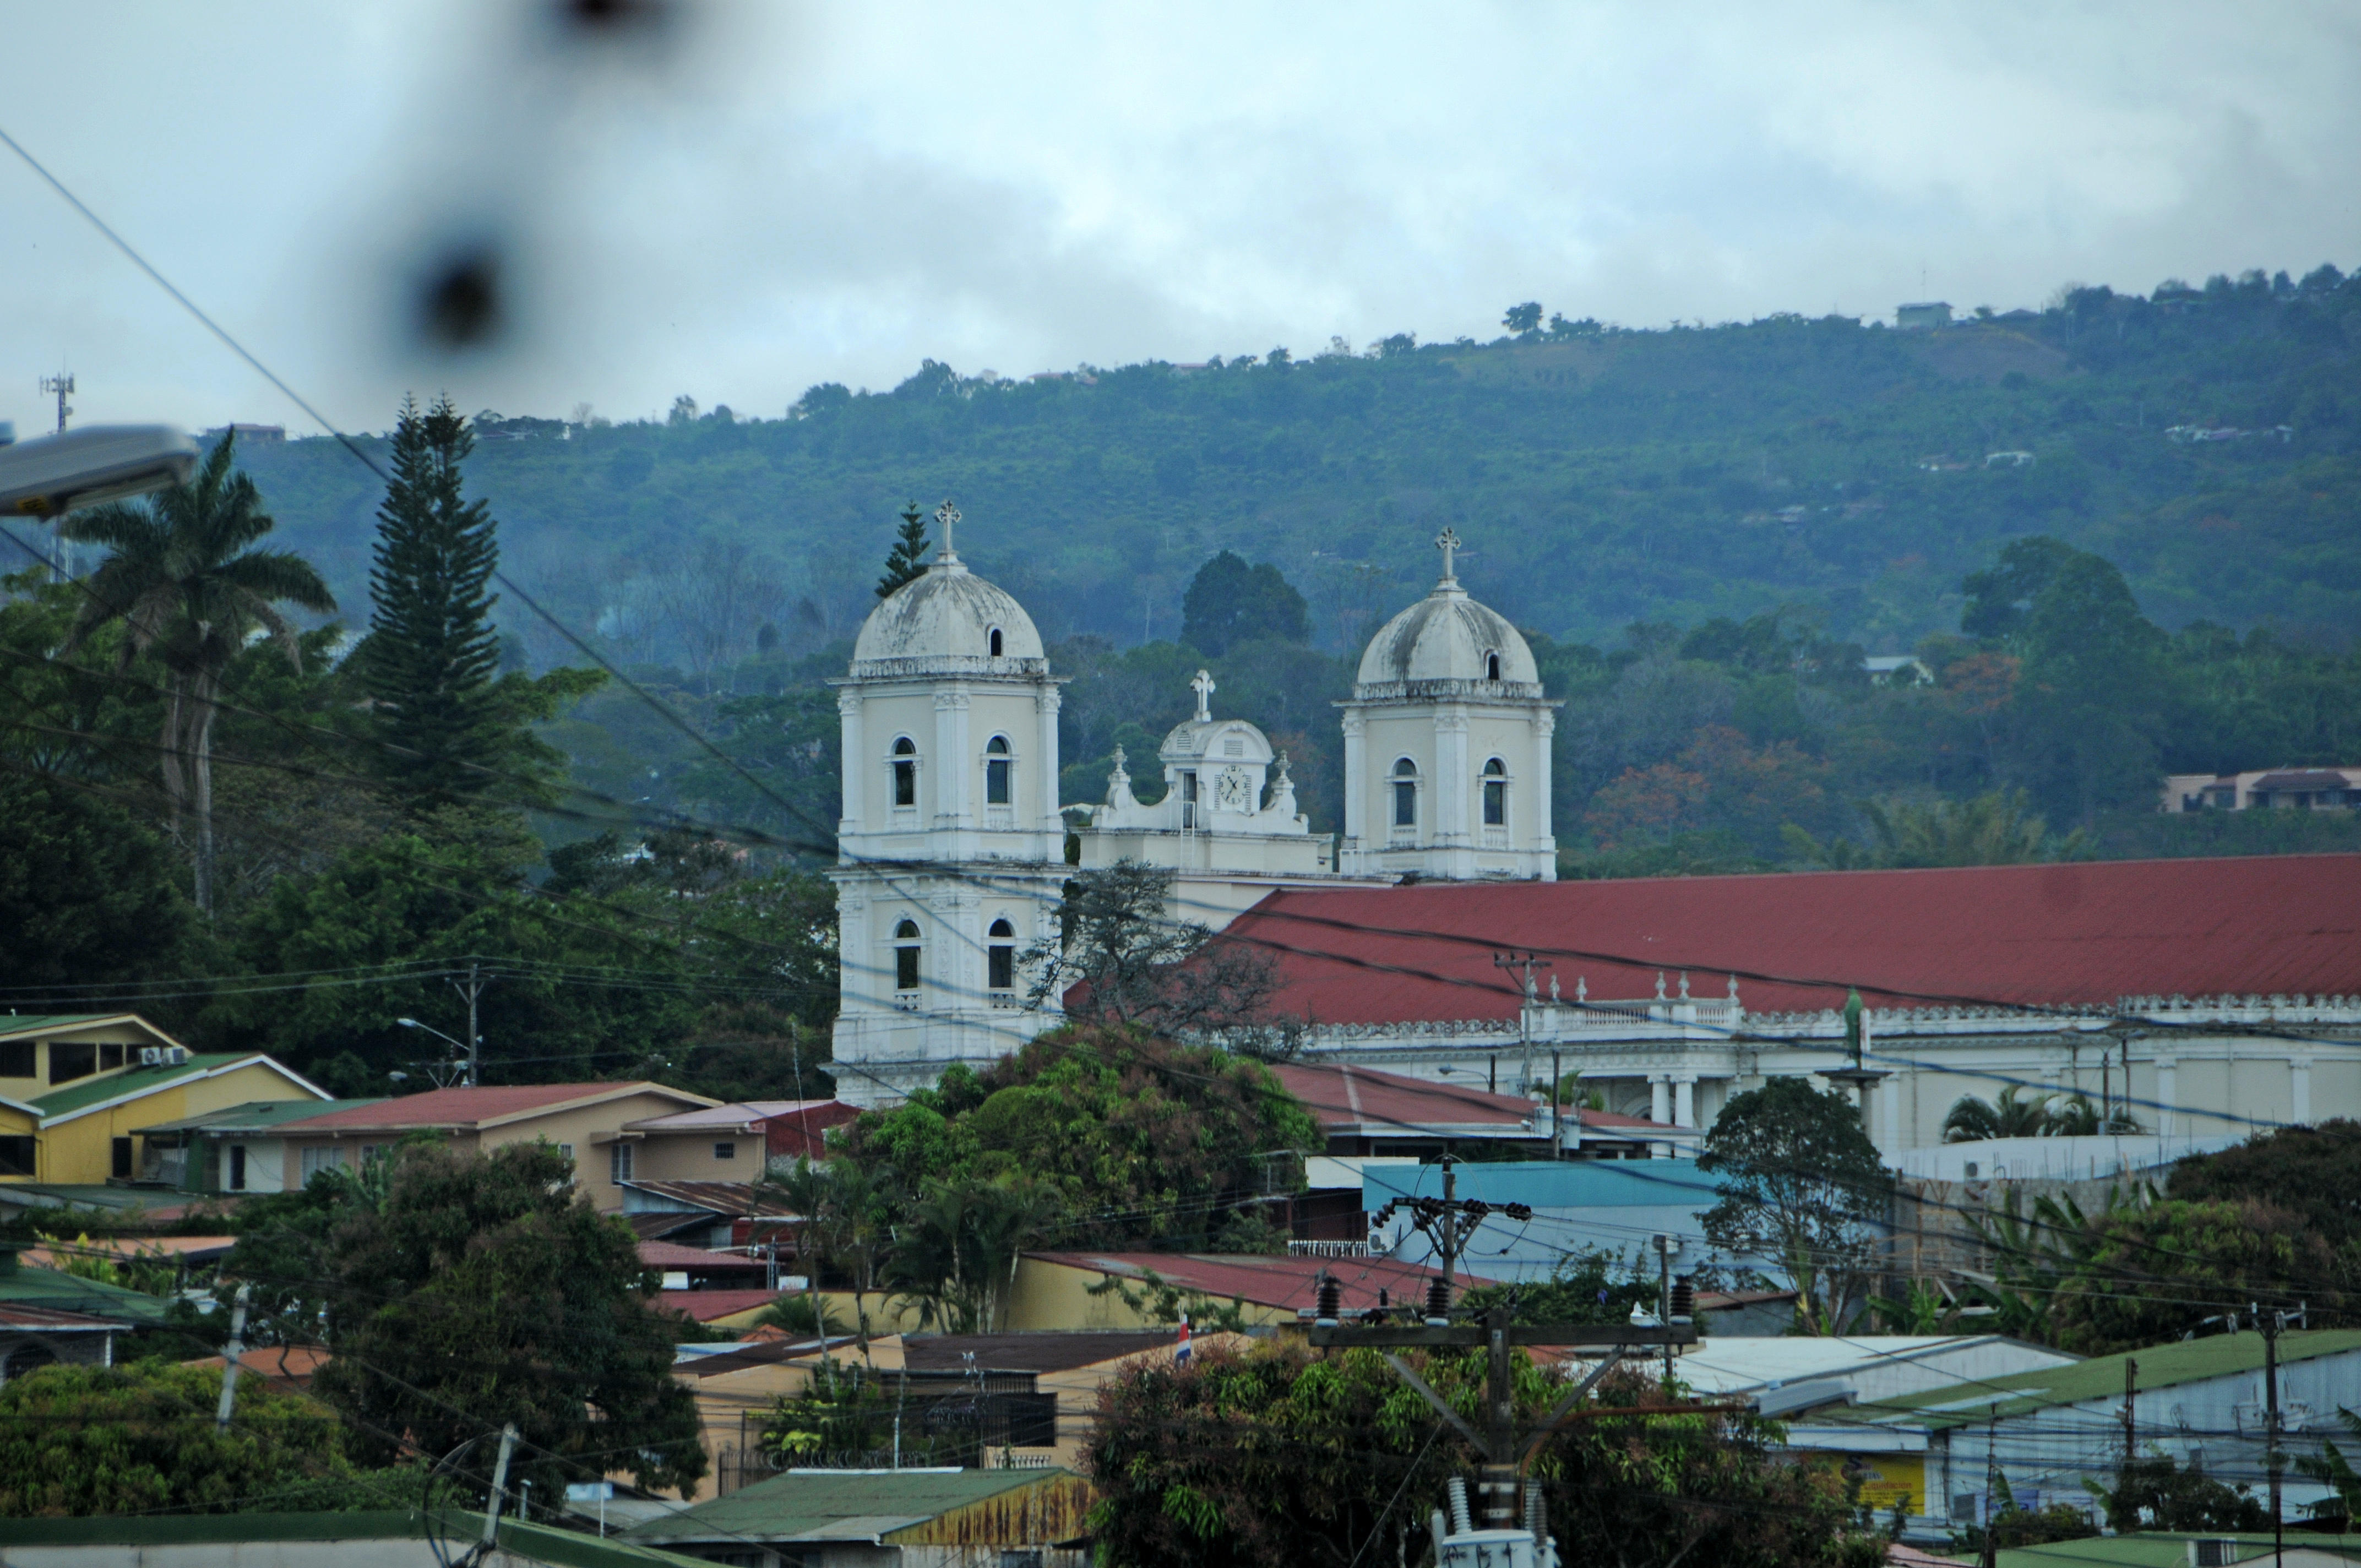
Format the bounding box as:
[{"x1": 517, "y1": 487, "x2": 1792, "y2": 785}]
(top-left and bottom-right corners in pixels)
[
  {"x1": 1941, "y1": 1085, "x2": 2057, "y2": 1142},
  {"x1": 59, "y1": 434, "x2": 334, "y2": 913}
]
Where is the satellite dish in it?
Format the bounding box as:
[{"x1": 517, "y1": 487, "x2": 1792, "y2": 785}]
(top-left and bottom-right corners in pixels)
[{"x1": 0, "y1": 424, "x2": 199, "y2": 518}]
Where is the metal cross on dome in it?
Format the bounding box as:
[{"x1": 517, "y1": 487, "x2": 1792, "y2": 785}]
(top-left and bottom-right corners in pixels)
[
  {"x1": 934, "y1": 499, "x2": 961, "y2": 557},
  {"x1": 1434, "y1": 526, "x2": 1461, "y2": 580},
  {"x1": 1190, "y1": 667, "x2": 1216, "y2": 722}
]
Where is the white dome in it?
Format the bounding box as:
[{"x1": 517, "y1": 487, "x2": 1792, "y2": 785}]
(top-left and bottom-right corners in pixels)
[
  {"x1": 1354, "y1": 580, "x2": 1540, "y2": 694},
  {"x1": 851, "y1": 556, "x2": 1045, "y2": 675}
]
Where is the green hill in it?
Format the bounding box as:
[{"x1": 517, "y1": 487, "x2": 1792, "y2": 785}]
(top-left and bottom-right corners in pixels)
[{"x1": 236, "y1": 264, "x2": 2361, "y2": 667}]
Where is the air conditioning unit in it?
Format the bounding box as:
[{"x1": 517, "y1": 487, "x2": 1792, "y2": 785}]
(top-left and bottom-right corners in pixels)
[
  {"x1": 2191, "y1": 1540, "x2": 2246, "y2": 1568},
  {"x1": 164, "y1": 1046, "x2": 190, "y2": 1065},
  {"x1": 139, "y1": 1047, "x2": 162, "y2": 1066}
]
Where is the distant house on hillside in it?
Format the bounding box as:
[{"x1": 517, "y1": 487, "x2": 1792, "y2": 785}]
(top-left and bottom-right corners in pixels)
[
  {"x1": 1896, "y1": 301, "x2": 1953, "y2": 330},
  {"x1": 2162, "y1": 767, "x2": 2361, "y2": 812}
]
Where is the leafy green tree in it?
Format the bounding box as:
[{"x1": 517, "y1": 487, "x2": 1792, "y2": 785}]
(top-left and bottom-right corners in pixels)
[
  {"x1": 1699, "y1": 1077, "x2": 1891, "y2": 1334},
  {"x1": 1460, "y1": 1246, "x2": 1659, "y2": 1325},
  {"x1": 59, "y1": 433, "x2": 336, "y2": 911},
  {"x1": 0, "y1": 1360, "x2": 357, "y2": 1517},
  {"x1": 252, "y1": 1140, "x2": 706, "y2": 1501},
  {"x1": 0, "y1": 773, "x2": 202, "y2": 1005},
  {"x1": 1179, "y1": 551, "x2": 1309, "y2": 656},
  {"x1": 1939, "y1": 1085, "x2": 2132, "y2": 1141},
  {"x1": 1502, "y1": 301, "x2": 1544, "y2": 335},
  {"x1": 2167, "y1": 1119, "x2": 2361, "y2": 1246},
  {"x1": 1084, "y1": 1342, "x2": 1884, "y2": 1568},
  {"x1": 2295, "y1": 1406, "x2": 2361, "y2": 1524},
  {"x1": 1785, "y1": 789, "x2": 2086, "y2": 869},
  {"x1": 2099, "y1": 1451, "x2": 2270, "y2": 1531},
  {"x1": 875, "y1": 500, "x2": 932, "y2": 598}
]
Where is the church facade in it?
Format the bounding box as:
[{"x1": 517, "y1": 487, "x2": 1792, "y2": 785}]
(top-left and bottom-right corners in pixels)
[{"x1": 829, "y1": 515, "x2": 1555, "y2": 1104}]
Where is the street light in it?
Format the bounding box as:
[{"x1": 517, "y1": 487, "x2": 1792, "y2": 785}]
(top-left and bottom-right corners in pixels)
[
  {"x1": 394, "y1": 1017, "x2": 477, "y2": 1087},
  {"x1": 0, "y1": 424, "x2": 199, "y2": 518}
]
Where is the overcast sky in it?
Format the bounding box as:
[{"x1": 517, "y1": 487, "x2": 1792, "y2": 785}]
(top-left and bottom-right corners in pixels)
[{"x1": 3, "y1": 1, "x2": 2357, "y2": 437}]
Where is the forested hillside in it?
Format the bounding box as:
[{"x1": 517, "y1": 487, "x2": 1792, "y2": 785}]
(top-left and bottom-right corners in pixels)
[{"x1": 237, "y1": 263, "x2": 2361, "y2": 670}]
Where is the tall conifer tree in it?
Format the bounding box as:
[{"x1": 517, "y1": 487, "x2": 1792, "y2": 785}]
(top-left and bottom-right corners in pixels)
[
  {"x1": 875, "y1": 500, "x2": 931, "y2": 598},
  {"x1": 364, "y1": 396, "x2": 505, "y2": 808}
]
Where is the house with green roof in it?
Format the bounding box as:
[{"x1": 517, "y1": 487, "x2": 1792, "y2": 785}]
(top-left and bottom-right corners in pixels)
[
  {"x1": 0, "y1": 1507, "x2": 717, "y2": 1568},
  {"x1": 0, "y1": 1014, "x2": 327, "y2": 1187},
  {"x1": 622, "y1": 1465, "x2": 1096, "y2": 1566},
  {"x1": 1787, "y1": 1330, "x2": 2361, "y2": 1538}
]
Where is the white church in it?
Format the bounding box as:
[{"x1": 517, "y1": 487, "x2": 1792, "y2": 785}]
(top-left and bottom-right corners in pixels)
[{"x1": 828, "y1": 511, "x2": 1556, "y2": 1103}]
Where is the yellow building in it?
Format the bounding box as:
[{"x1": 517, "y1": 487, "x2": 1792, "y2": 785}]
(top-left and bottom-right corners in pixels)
[{"x1": 0, "y1": 1015, "x2": 327, "y2": 1187}]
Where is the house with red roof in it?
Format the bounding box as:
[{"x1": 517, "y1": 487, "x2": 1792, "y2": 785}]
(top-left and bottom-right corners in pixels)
[
  {"x1": 270, "y1": 1081, "x2": 716, "y2": 1210},
  {"x1": 1220, "y1": 854, "x2": 2361, "y2": 1152}
]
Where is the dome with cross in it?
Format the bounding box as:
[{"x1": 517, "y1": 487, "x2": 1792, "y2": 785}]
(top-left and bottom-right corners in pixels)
[
  {"x1": 851, "y1": 500, "x2": 1046, "y2": 677},
  {"x1": 1353, "y1": 528, "x2": 1540, "y2": 696}
]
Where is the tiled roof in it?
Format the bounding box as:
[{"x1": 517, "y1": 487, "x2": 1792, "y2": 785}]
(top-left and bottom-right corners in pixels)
[
  {"x1": 1272, "y1": 1061, "x2": 1537, "y2": 1135},
  {"x1": 1026, "y1": 1250, "x2": 1489, "y2": 1313},
  {"x1": 275, "y1": 1081, "x2": 707, "y2": 1134},
  {"x1": 1218, "y1": 854, "x2": 2361, "y2": 1022}
]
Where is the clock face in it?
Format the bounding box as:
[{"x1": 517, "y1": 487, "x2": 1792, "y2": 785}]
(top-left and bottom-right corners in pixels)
[{"x1": 1215, "y1": 767, "x2": 1254, "y2": 813}]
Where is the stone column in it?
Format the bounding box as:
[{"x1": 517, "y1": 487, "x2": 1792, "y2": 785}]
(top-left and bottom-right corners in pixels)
[
  {"x1": 1340, "y1": 710, "x2": 1367, "y2": 863},
  {"x1": 1036, "y1": 685, "x2": 1062, "y2": 836},
  {"x1": 1533, "y1": 709, "x2": 1557, "y2": 867},
  {"x1": 934, "y1": 688, "x2": 972, "y2": 831},
  {"x1": 1650, "y1": 1075, "x2": 1672, "y2": 1124},
  {"x1": 1672, "y1": 1076, "x2": 1696, "y2": 1129},
  {"x1": 837, "y1": 689, "x2": 864, "y2": 838}
]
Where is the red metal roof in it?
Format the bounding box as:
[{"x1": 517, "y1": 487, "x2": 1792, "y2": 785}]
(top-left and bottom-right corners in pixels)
[
  {"x1": 1272, "y1": 1061, "x2": 1536, "y2": 1134},
  {"x1": 657, "y1": 1287, "x2": 782, "y2": 1323},
  {"x1": 1217, "y1": 855, "x2": 2361, "y2": 1022},
  {"x1": 638, "y1": 1240, "x2": 763, "y2": 1270},
  {"x1": 275, "y1": 1082, "x2": 668, "y2": 1133},
  {"x1": 0, "y1": 1304, "x2": 124, "y2": 1331},
  {"x1": 1026, "y1": 1251, "x2": 1490, "y2": 1313}
]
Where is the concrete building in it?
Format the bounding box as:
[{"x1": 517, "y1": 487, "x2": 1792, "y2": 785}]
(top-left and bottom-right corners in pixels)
[
  {"x1": 1218, "y1": 856, "x2": 2361, "y2": 1155},
  {"x1": 1897, "y1": 302, "x2": 1954, "y2": 330}
]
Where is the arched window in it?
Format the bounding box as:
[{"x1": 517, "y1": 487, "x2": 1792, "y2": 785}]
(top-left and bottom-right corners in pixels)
[
  {"x1": 1485, "y1": 650, "x2": 1502, "y2": 682},
  {"x1": 1482, "y1": 756, "x2": 1508, "y2": 827},
  {"x1": 893, "y1": 918, "x2": 922, "y2": 992},
  {"x1": 985, "y1": 734, "x2": 1012, "y2": 805},
  {"x1": 988, "y1": 917, "x2": 1016, "y2": 990},
  {"x1": 1391, "y1": 757, "x2": 1419, "y2": 829},
  {"x1": 988, "y1": 626, "x2": 1005, "y2": 657},
  {"x1": 891, "y1": 737, "x2": 918, "y2": 808}
]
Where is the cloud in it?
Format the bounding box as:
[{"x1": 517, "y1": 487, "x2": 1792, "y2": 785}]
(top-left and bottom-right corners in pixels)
[{"x1": 1, "y1": 0, "x2": 2355, "y2": 434}]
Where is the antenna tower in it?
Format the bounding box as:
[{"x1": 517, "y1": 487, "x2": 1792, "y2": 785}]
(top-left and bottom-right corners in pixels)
[{"x1": 39, "y1": 372, "x2": 73, "y2": 433}]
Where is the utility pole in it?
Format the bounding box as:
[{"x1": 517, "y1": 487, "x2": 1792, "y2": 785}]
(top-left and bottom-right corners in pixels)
[
  {"x1": 1652, "y1": 1234, "x2": 1683, "y2": 1386},
  {"x1": 479, "y1": 1423, "x2": 519, "y2": 1551},
  {"x1": 1494, "y1": 951, "x2": 1552, "y2": 1112},
  {"x1": 2121, "y1": 1357, "x2": 2137, "y2": 1467},
  {"x1": 2253, "y1": 1303, "x2": 2292, "y2": 1568},
  {"x1": 449, "y1": 961, "x2": 491, "y2": 1087},
  {"x1": 213, "y1": 1283, "x2": 252, "y2": 1429},
  {"x1": 1979, "y1": 1407, "x2": 1999, "y2": 1568}
]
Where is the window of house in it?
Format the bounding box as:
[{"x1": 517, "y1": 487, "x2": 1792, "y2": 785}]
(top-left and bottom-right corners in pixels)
[
  {"x1": 299, "y1": 1145, "x2": 346, "y2": 1183},
  {"x1": 988, "y1": 918, "x2": 1016, "y2": 990},
  {"x1": 1391, "y1": 758, "x2": 1419, "y2": 828},
  {"x1": 0, "y1": 1042, "x2": 31, "y2": 1078},
  {"x1": 891, "y1": 737, "x2": 918, "y2": 807},
  {"x1": 714, "y1": 1141, "x2": 735, "y2": 1160},
  {"x1": 1486, "y1": 650, "x2": 1502, "y2": 681},
  {"x1": 558, "y1": 1144, "x2": 574, "y2": 1162},
  {"x1": 228, "y1": 1145, "x2": 248, "y2": 1191},
  {"x1": 1482, "y1": 758, "x2": 1508, "y2": 827},
  {"x1": 358, "y1": 1144, "x2": 381, "y2": 1166},
  {"x1": 0, "y1": 1136, "x2": 31, "y2": 1178},
  {"x1": 894, "y1": 918, "x2": 922, "y2": 991},
  {"x1": 610, "y1": 1142, "x2": 635, "y2": 1184},
  {"x1": 111, "y1": 1137, "x2": 134, "y2": 1179},
  {"x1": 48, "y1": 1042, "x2": 96, "y2": 1084},
  {"x1": 985, "y1": 735, "x2": 1012, "y2": 804},
  {"x1": 988, "y1": 626, "x2": 1004, "y2": 657},
  {"x1": 99, "y1": 1044, "x2": 126, "y2": 1070}
]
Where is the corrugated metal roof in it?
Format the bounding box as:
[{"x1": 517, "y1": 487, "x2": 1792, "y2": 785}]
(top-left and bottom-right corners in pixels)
[
  {"x1": 1025, "y1": 1250, "x2": 1488, "y2": 1311},
  {"x1": 638, "y1": 1240, "x2": 761, "y2": 1270},
  {"x1": 138, "y1": 1099, "x2": 384, "y2": 1134},
  {"x1": 0, "y1": 1303, "x2": 126, "y2": 1331},
  {"x1": 624, "y1": 1467, "x2": 1075, "y2": 1546},
  {"x1": 628, "y1": 1099, "x2": 853, "y2": 1131},
  {"x1": 1273, "y1": 1061, "x2": 1537, "y2": 1134},
  {"x1": 899, "y1": 1330, "x2": 1177, "y2": 1373},
  {"x1": 32, "y1": 1055, "x2": 312, "y2": 1119},
  {"x1": 0, "y1": 1261, "x2": 168, "y2": 1324},
  {"x1": 1831, "y1": 1327, "x2": 2361, "y2": 1430},
  {"x1": 276, "y1": 1081, "x2": 703, "y2": 1133},
  {"x1": 657, "y1": 1287, "x2": 781, "y2": 1322},
  {"x1": 1218, "y1": 855, "x2": 2361, "y2": 1022},
  {"x1": 1993, "y1": 1533, "x2": 2361, "y2": 1568}
]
